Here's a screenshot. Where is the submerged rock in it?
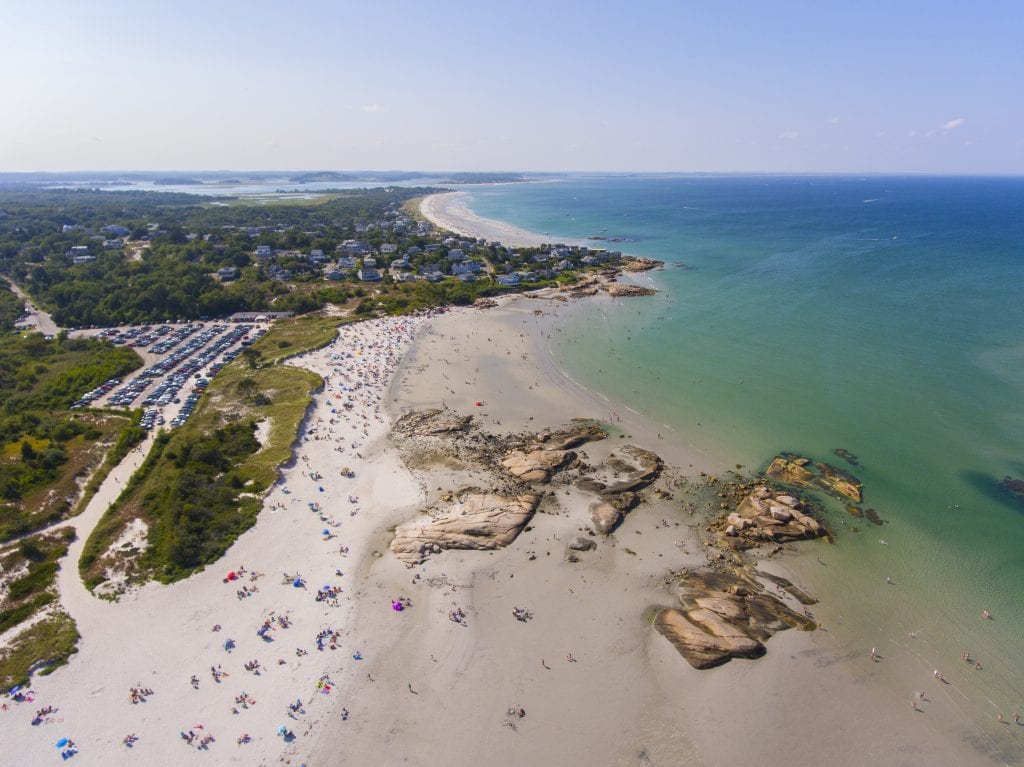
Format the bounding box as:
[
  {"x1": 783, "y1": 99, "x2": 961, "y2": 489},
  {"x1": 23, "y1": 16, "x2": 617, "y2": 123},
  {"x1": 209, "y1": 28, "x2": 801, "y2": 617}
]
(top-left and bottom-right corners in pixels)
[
  {"x1": 390, "y1": 492, "x2": 541, "y2": 565},
  {"x1": 765, "y1": 453, "x2": 863, "y2": 503}
]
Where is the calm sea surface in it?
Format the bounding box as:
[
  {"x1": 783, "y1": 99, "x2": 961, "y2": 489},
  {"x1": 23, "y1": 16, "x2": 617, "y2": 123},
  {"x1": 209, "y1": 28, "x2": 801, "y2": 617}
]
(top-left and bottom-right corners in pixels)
[{"x1": 462, "y1": 175, "x2": 1024, "y2": 756}]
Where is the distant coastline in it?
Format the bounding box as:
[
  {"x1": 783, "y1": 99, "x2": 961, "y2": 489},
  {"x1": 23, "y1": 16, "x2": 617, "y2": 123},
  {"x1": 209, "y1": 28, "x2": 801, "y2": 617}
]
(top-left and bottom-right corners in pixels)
[{"x1": 419, "y1": 190, "x2": 588, "y2": 248}]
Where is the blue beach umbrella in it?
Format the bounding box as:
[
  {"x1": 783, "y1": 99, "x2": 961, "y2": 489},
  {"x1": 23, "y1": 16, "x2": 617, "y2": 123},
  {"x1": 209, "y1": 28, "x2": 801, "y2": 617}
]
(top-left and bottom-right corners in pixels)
[
  {"x1": 55, "y1": 738, "x2": 69, "y2": 748},
  {"x1": 293, "y1": 578, "x2": 303, "y2": 588}
]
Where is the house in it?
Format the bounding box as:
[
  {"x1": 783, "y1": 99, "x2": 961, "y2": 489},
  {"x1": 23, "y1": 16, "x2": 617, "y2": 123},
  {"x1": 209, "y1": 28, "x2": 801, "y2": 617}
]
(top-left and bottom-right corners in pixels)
[
  {"x1": 362, "y1": 257, "x2": 377, "y2": 268},
  {"x1": 580, "y1": 255, "x2": 600, "y2": 267},
  {"x1": 101, "y1": 225, "x2": 130, "y2": 237},
  {"x1": 380, "y1": 243, "x2": 397, "y2": 254},
  {"x1": 424, "y1": 244, "x2": 441, "y2": 253},
  {"x1": 103, "y1": 239, "x2": 123, "y2": 250},
  {"x1": 336, "y1": 256, "x2": 358, "y2": 269},
  {"x1": 516, "y1": 271, "x2": 537, "y2": 282},
  {"x1": 309, "y1": 249, "x2": 327, "y2": 264},
  {"x1": 254, "y1": 244, "x2": 273, "y2": 259},
  {"x1": 457, "y1": 273, "x2": 476, "y2": 283},
  {"x1": 338, "y1": 239, "x2": 371, "y2": 256},
  {"x1": 451, "y1": 260, "x2": 482, "y2": 276},
  {"x1": 72, "y1": 254, "x2": 96, "y2": 265},
  {"x1": 390, "y1": 257, "x2": 410, "y2": 271},
  {"x1": 217, "y1": 266, "x2": 239, "y2": 281},
  {"x1": 324, "y1": 269, "x2": 347, "y2": 281},
  {"x1": 396, "y1": 272, "x2": 419, "y2": 283},
  {"x1": 358, "y1": 267, "x2": 382, "y2": 282},
  {"x1": 496, "y1": 273, "x2": 520, "y2": 287},
  {"x1": 406, "y1": 246, "x2": 421, "y2": 257},
  {"x1": 447, "y1": 249, "x2": 465, "y2": 261}
]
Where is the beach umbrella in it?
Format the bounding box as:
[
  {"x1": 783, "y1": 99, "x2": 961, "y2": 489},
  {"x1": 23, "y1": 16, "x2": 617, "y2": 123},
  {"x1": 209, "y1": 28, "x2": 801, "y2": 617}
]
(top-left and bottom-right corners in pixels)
[
  {"x1": 322, "y1": 529, "x2": 330, "y2": 536},
  {"x1": 277, "y1": 725, "x2": 287, "y2": 736},
  {"x1": 227, "y1": 571, "x2": 237, "y2": 581},
  {"x1": 55, "y1": 738, "x2": 69, "y2": 748},
  {"x1": 293, "y1": 578, "x2": 303, "y2": 588},
  {"x1": 9, "y1": 685, "x2": 21, "y2": 697}
]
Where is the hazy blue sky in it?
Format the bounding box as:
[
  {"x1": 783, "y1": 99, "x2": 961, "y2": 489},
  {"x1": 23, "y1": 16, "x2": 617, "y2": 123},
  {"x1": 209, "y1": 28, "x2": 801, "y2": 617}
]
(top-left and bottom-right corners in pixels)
[{"x1": 3, "y1": 1, "x2": 1022, "y2": 173}]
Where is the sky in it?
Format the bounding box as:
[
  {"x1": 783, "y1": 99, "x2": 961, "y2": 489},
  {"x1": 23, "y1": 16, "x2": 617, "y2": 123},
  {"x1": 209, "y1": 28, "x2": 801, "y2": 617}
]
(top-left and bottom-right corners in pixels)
[{"x1": 3, "y1": 0, "x2": 1022, "y2": 174}]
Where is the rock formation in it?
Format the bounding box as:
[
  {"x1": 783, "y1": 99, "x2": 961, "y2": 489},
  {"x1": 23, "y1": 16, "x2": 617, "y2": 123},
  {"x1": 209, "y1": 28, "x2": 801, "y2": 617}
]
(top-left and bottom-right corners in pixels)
[
  {"x1": 654, "y1": 568, "x2": 816, "y2": 669},
  {"x1": 765, "y1": 453, "x2": 863, "y2": 503},
  {"x1": 716, "y1": 485, "x2": 827, "y2": 548},
  {"x1": 394, "y1": 408, "x2": 473, "y2": 436},
  {"x1": 603, "y1": 284, "x2": 657, "y2": 297},
  {"x1": 588, "y1": 492, "x2": 640, "y2": 535},
  {"x1": 390, "y1": 492, "x2": 541, "y2": 565},
  {"x1": 620, "y1": 257, "x2": 664, "y2": 271},
  {"x1": 578, "y1": 445, "x2": 662, "y2": 495},
  {"x1": 501, "y1": 448, "x2": 574, "y2": 483}
]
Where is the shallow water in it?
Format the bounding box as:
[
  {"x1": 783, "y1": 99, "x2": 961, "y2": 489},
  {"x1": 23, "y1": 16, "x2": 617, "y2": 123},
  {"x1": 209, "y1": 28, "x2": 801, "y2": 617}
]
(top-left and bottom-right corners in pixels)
[{"x1": 463, "y1": 175, "x2": 1024, "y2": 759}]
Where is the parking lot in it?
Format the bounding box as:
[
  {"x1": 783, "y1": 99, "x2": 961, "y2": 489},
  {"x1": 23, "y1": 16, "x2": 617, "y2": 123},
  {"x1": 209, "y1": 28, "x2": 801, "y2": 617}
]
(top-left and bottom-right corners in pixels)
[{"x1": 71, "y1": 321, "x2": 268, "y2": 430}]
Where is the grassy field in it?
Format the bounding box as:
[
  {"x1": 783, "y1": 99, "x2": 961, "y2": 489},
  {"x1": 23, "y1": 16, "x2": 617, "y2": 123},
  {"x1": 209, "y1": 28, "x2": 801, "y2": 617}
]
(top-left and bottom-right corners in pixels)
[{"x1": 80, "y1": 315, "x2": 327, "y2": 590}]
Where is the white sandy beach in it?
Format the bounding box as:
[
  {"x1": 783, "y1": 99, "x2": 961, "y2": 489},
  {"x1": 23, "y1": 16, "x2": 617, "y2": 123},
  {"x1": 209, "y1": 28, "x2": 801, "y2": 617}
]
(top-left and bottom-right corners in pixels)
[{"x1": 420, "y1": 191, "x2": 588, "y2": 249}]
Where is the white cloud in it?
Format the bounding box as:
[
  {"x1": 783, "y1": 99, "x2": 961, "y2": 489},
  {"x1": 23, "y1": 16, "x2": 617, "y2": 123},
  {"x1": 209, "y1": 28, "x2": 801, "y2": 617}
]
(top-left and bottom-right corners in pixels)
[
  {"x1": 907, "y1": 130, "x2": 918, "y2": 137},
  {"x1": 778, "y1": 130, "x2": 799, "y2": 140},
  {"x1": 361, "y1": 104, "x2": 384, "y2": 113},
  {"x1": 828, "y1": 116, "x2": 841, "y2": 125},
  {"x1": 943, "y1": 117, "x2": 966, "y2": 130}
]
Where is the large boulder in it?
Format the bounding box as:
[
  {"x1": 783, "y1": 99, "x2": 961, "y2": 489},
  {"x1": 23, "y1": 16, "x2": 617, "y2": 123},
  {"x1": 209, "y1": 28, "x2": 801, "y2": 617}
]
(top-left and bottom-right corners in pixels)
[
  {"x1": 654, "y1": 608, "x2": 764, "y2": 669},
  {"x1": 588, "y1": 492, "x2": 639, "y2": 534},
  {"x1": 578, "y1": 445, "x2": 662, "y2": 495},
  {"x1": 534, "y1": 422, "x2": 607, "y2": 451},
  {"x1": 394, "y1": 408, "x2": 473, "y2": 436},
  {"x1": 390, "y1": 492, "x2": 541, "y2": 565},
  {"x1": 721, "y1": 485, "x2": 828, "y2": 548},
  {"x1": 655, "y1": 568, "x2": 816, "y2": 669},
  {"x1": 501, "y1": 448, "x2": 573, "y2": 483}
]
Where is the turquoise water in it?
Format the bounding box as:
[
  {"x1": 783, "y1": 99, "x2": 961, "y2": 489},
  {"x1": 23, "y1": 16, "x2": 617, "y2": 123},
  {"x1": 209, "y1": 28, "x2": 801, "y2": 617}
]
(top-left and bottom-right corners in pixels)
[{"x1": 463, "y1": 176, "x2": 1024, "y2": 754}]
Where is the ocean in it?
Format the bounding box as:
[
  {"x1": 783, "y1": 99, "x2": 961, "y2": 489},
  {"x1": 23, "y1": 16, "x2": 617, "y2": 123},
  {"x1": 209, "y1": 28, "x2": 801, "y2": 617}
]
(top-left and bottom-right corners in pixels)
[{"x1": 459, "y1": 175, "x2": 1024, "y2": 758}]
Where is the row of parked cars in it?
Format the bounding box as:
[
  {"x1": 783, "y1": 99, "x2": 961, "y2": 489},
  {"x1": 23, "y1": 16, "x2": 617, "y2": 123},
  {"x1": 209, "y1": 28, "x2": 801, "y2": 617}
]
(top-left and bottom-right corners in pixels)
[{"x1": 71, "y1": 377, "x2": 123, "y2": 409}]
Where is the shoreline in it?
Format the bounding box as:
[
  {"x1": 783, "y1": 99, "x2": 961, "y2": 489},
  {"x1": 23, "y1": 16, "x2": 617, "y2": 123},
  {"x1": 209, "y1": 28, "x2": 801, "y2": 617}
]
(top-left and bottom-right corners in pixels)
[{"x1": 420, "y1": 190, "x2": 589, "y2": 248}]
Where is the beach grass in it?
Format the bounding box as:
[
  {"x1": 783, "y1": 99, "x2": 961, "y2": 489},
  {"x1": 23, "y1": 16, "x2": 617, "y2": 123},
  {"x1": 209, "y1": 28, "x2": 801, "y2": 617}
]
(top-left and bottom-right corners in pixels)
[
  {"x1": 0, "y1": 611, "x2": 79, "y2": 692},
  {"x1": 246, "y1": 313, "x2": 349, "y2": 366}
]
